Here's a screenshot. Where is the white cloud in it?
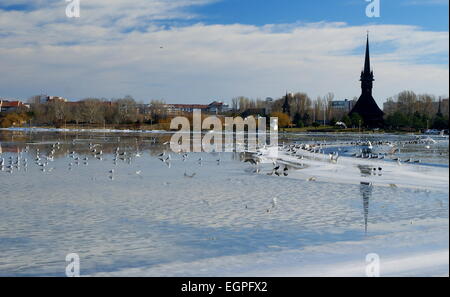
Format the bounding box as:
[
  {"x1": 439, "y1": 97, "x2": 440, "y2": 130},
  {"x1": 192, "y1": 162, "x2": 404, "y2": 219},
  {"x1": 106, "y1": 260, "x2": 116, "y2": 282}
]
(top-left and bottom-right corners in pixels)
[{"x1": 0, "y1": 0, "x2": 448, "y2": 105}]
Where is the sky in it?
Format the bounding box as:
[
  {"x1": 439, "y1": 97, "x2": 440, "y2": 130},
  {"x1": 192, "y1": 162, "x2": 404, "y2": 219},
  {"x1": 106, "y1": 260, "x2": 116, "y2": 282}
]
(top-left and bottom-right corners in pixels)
[{"x1": 0, "y1": 0, "x2": 448, "y2": 106}]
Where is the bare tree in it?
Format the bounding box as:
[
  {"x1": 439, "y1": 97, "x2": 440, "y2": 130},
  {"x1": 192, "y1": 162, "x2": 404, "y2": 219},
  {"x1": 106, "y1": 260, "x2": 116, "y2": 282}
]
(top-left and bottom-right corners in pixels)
[{"x1": 81, "y1": 99, "x2": 104, "y2": 124}]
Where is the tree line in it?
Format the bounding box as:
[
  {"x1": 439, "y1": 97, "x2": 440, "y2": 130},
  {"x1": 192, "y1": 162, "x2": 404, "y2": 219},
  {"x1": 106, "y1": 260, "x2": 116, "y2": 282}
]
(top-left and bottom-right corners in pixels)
[
  {"x1": 1, "y1": 91, "x2": 448, "y2": 131},
  {"x1": 231, "y1": 90, "x2": 448, "y2": 130},
  {"x1": 383, "y1": 91, "x2": 448, "y2": 130}
]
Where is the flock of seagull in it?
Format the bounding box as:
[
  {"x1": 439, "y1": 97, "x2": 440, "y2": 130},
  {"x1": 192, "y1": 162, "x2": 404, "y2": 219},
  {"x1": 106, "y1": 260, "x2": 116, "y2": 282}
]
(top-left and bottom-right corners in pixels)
[
  {"x1": 0, "y1": 136, "x2": 442, "y2": 180},
  {"x1": 276, "y1": 137, "x2": 440, "y2": 166},
  {"x1": 237, "y1": 136, "x2": 443, "y2": 182},
  {"x1": 0, "y1": 135, "x2": 445, "y2": 218},
  {"x1": 0, "y1": 139, "x2": 225, "y2": 179}
]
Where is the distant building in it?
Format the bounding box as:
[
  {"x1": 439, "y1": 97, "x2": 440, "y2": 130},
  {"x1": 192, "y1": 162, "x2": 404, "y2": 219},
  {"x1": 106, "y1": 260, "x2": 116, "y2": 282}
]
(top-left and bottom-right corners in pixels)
[
  {"x1": 265, "y1": 97, "x2": 274, "y2": 114},
  {"x1": 46, "y1": 96, "x2": 68, "y2": 103},
  {"x1": 164, "y1": 104, "x2": 209, "y2": 115},
  {"x1": 241, "y1": 108, "x2": 267, "y2": 118},
  {"x1": 208, "y1": 101, "x2": 231, "y2": 114},
  {"x1": 349, "y1": 34, "x2": 384, "y2": 127},
  {"x1": 0, "y1": 99, "x2": 29, "y2": 113},
  {"x1": 162, "y1": 101, "x2": 231, "y2": 115},
  {"x1": 331, "y1": 99, "x2": 355, "y2": 112}
]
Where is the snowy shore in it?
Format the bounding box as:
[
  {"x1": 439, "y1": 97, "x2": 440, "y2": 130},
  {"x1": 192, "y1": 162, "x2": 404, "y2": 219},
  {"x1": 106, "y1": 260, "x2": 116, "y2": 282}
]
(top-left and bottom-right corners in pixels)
[{"x1": 258, "y1": 145, "x2": 449, "y2": 193}]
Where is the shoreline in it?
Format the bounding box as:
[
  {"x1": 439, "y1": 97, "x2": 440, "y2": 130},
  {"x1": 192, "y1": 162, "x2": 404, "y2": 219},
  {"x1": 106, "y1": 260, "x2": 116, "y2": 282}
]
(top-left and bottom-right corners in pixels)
[{"x1": 1, "y1": 126, "x2": 448, "y2": 138}]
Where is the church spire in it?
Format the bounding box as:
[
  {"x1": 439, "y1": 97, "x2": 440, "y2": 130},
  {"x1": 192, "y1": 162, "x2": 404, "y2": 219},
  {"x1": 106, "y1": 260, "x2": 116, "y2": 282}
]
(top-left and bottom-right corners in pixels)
[
  {"x1": 360, "y1": 33, "x2": 374, "y2": 94},
  {"x1": 282, "y1": 92, "x2": 291, "y2": 116},
  {"x1": 437, "y1": 98, "x2": 443, "y2": 117},
  {"x1": 349, "y1": 33, "x2": 384, "y2": 128},
  {"x1": 364, "y1": 33, "x2": 371, "y2": 75},
  {"x1": 361, "y1": 32, "x2": 374, "y2": 83}
]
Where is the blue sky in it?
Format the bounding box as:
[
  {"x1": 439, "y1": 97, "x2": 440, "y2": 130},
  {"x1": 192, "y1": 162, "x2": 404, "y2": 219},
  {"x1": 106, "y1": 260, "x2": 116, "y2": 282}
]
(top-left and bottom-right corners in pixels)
[
  {"x1": 194, "y1": 0, "x2": 449, "y2": 31},
  {"x1": 0, "y1": 0, "x2": 448, "y2": 104}
]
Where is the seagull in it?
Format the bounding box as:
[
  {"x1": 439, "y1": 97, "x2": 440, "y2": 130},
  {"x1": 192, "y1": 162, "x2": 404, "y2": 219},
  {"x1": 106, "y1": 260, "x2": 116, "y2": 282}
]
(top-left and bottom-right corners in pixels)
[
  {"x1": 162, "y1": 154, "x2": 171, "y2": 163},
  {"x1": 271, "y1": 198, "x2": 278, "y2": 209},
  {"x1": 244, "y1": 158, "x2": 258, "y2": 165},
  {"x1": 184, "y1": 170, "x2": 196, "y2": 178}
]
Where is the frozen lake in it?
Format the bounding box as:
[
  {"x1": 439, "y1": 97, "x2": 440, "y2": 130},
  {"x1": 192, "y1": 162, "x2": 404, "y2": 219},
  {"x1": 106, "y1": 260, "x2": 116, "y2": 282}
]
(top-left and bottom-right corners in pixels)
[{"x1": 0, "y1": 130, "x2": 448, "y2": 276}]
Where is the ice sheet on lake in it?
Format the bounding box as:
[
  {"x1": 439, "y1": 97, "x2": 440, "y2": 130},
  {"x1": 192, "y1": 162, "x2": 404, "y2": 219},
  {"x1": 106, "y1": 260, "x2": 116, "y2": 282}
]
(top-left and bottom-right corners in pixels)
[
  {"x1": 0, "y1": 131, "x2": 448, "y2": 276},
  {"x1": 258, "y1": 146, "x2": 449, "y2": 193}
]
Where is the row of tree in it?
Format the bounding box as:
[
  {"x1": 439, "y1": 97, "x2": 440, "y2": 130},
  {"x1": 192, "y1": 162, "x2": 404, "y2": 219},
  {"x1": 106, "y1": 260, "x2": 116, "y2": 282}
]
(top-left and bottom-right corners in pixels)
[
  {"x1": 27, "y1": 96, "x2": 148, "y2": 127},
  {"x1": 1, "y1": 91, "x2": 448, "y2": 131},
  {"x1": 0, "y1": 112, "x2": 30, "y2": 128},
  {"x1": 231, "y1": 92, "x2": 349, "y2": 127},
  {"x1": 383, "y1": 91, "x2": 448, "y2": 130},
  {"x1": 232, "y1": 90, "x2": 448, "y2": 130}
]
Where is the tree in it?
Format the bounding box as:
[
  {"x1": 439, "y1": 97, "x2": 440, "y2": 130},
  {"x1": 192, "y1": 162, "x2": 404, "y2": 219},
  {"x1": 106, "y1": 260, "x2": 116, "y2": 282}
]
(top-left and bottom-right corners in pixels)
[
  {"x1": 302, "y1": 113, "x2": 312, "y2": 126},
  {"x1": 324, "y1": 92, "x2": 334, "y2": 121},
  {"x1": 293, "y1": 112, "x2": 303, "y2": 128},
  {"x1": 350, "y1": 113, "x2": 364, "y2": 128},
  {"x1": 81, "y1": 99, "x2": 103, "y2": 124},
  {"x1": 0, "y1": 112, "x2": 29, "y2": 128},
  {"x1": 48, "y1": 100, "x2": 70, "y2": 127},
  {"x1": 342, "y1": 115, "x2": 352, "y2": 128},
  {"x1": 117, "y1": 96, "x2": 138, "y2": 124},
  {"x1": 411, "y1": 112, "x2": 426, "y2": 130},
  {"x1": 432, "y1": 115, "x2": 449, "y2": 130},
  {"x1": 271, "y1": 112, "x2": 291, "y2": 128},
  {"x1": 385, "y1": 111, "x2": 409, "y2": 129}
]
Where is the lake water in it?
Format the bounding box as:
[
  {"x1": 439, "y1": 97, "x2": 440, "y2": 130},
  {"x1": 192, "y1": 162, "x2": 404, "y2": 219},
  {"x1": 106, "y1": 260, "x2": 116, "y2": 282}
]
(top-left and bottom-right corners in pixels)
[{"x1": 0, "y1": 130, "x2": 448, "y2": 276}]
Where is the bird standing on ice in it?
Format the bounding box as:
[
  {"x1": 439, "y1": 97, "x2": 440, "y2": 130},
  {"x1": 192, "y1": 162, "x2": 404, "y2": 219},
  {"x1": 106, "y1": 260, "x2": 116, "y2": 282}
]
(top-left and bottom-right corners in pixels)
[{"x1": 271, "y1": 198, "x2": 278, "y2": 209}]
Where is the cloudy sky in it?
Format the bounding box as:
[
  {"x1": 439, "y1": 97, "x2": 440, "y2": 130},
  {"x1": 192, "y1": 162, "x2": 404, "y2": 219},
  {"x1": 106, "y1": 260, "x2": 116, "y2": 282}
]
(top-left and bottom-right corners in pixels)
[{"x1": 0, "y1": 0, "x2": 448, "y2": 105}]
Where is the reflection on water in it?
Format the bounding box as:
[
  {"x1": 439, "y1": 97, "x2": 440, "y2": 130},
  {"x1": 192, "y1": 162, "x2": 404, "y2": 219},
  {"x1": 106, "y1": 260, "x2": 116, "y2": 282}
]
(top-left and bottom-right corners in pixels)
[
  {"x1": 0, "y1": 130, "x2": 448, "y2": 276},
  {"x1": 360, "y1": 182, "x2": 373, "y2": 234}
]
